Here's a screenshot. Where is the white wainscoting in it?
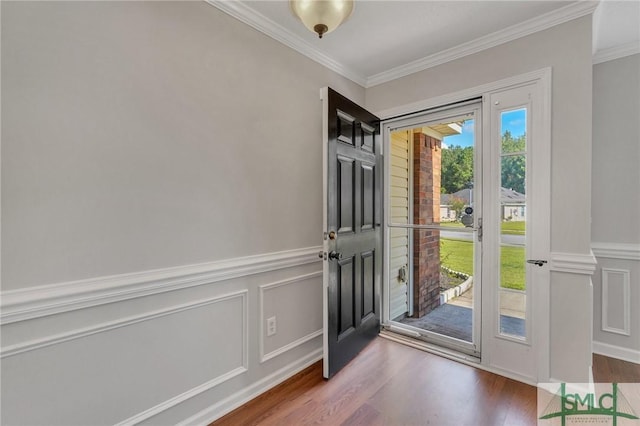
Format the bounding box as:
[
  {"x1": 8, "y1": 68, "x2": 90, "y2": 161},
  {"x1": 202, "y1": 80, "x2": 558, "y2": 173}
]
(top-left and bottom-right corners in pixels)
[
  {"x1": 259, "y1": 271, "x2": 323, "y2": 363},
  {"x1": 601, "y1": 268, "x2": 631, "y2": 336},
  {"x1": 592, "y1": 242, "x2": 640, "y2": 364},
  {"x1": 1, "y1": 247, "x2": 324, "y2": 425}
]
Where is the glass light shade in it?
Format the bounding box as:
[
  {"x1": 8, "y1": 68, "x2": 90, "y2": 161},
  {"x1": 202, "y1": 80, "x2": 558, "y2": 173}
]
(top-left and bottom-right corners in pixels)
[{"x1": 289, "y1": 0, "x2": 355, "y2": 38}]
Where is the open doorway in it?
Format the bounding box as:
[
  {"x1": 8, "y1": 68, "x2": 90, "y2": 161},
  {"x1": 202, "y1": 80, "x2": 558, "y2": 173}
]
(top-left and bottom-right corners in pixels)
[
  {"x1": 385, "y1": 102, "x2": 482, "y2": 357},
  {"x1": 376, "y1": 72, "x2": 550, "y2": 384}
]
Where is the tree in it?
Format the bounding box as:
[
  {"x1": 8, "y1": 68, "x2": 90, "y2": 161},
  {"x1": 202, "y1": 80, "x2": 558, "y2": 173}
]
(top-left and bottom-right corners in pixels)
[
  {"x1": 440, "y1": 145, "x2": 473, "y2": 194},
  {"x1": 449, "y1": 196, "x2": 466, "y2": 219},
  {"x1": 440, "y1": 132, "x2": 526, "y2": 195},
  {"x1": 501, "y1": 131, "x2": 526, "y2": 194}
]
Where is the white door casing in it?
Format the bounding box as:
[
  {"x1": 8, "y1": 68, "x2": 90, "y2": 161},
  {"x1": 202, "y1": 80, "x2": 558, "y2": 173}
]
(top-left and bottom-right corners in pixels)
[{"x1": 378, "y1": 69, "x2": 551, "y2": 384}]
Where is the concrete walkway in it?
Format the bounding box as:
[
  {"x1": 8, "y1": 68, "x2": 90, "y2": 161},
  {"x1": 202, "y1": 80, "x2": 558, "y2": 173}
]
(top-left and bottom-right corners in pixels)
[{"x1": 449, "y1": 285, "x2": 525, "y2": 319}]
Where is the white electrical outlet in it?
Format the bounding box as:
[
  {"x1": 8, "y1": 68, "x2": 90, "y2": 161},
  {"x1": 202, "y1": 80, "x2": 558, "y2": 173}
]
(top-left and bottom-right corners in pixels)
[{"x1": 267, "y1": 316, "x2": 277, "y2": 336}]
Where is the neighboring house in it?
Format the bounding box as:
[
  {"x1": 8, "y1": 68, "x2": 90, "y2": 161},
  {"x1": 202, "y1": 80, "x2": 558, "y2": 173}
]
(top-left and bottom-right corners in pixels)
[
  {"x1": 440, "y1": 187, "x2": 526, "y2": 221},
  {"x1": 500, "y1": 188, "x2": 526, "y2": 221}
]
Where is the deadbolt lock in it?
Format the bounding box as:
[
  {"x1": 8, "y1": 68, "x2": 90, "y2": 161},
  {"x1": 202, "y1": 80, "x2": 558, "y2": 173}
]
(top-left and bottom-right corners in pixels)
[{"x1": 328, "y1": 231, "x2": 336, "y2": 240}]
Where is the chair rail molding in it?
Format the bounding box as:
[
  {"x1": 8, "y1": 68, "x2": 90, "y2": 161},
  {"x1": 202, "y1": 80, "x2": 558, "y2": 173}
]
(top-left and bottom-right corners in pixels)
[
  {"x1": 550, "y1": 251, "x2": 598, "y2": 275},
  {"x1": 1, "y1": 246, "x2": 322, "y2": 325},
  {"x1": 591, "y1": 242, "x2": 640, "y2": 261}
]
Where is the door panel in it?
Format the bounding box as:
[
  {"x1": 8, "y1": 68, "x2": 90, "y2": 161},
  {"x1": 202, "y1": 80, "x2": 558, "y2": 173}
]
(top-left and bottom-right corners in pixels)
[
  {"x1": 361, "y1": 250, "x2": 375, "y2": 318},
  {"x1": 338, "y1": 256, "x2": 356, "y2": 337},
  {"x1": 323, "y1": 87, "x2": 382, "y2": 379},
  {"x1": 338, "y1": 156, "x2": 355, "y2": 234},
  {"x1": 361, "y1": 163, "x2": 375, "y2": 231}
]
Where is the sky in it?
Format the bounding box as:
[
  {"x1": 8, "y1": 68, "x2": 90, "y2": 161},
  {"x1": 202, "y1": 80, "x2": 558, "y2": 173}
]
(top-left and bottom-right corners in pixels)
[{"x1": 442, "y1": 108, "x2": 526, "y2": 148}]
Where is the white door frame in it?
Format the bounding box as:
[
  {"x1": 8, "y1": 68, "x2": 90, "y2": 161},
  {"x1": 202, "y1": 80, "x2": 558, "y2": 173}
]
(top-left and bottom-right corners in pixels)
[
  {"x1": 377, "y1": 68, "x2": 552, "y2": 384},
  {"x1": 382, "y1": 102, "x2": 483, "y2": 358}
]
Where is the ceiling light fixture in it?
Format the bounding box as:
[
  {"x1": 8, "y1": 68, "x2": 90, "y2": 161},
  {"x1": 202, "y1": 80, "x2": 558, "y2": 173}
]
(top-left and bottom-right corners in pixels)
[{"x1": 289, "y1": 0, "x2": 355, "y2": 39}]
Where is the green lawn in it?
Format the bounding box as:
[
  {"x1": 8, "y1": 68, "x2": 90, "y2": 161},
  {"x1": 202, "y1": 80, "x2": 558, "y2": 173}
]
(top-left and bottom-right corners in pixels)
[
  {"x1": 500, "y1": 221, "x2": 526, "y2": 235},
  {"x1": 439, "y1": 221, "x2": 464, "y2": 228},
  {"x1": 440, "y1": 238, "x2": 525, "y2": 290},
  {"x1": 440, "y1": 220, "x2": 526, "y2": 235}
]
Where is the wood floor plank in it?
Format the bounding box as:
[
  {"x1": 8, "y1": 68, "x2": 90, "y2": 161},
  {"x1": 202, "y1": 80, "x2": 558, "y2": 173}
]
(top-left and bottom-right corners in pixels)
[
  {"x1": 340, "y1": 403, "x2": 384, "y2": 426},
  {"x1": 213, "y1": 339, "x2": 640, "y2": 425},
  {"x1": 593, "y1": 353, "x2": 640, "y2": 382}
]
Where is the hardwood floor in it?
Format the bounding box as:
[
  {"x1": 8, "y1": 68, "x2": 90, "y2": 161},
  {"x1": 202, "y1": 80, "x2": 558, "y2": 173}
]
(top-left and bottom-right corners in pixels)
[
  {"x1": 593, "y1": 353, "x2": 640, "y2": 382},
  {"x1": 212, "y1": 338, "x2": 640, "y2": 426}
]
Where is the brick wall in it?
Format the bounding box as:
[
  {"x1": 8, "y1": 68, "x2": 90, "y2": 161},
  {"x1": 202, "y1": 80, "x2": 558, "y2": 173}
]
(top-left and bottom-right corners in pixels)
[{"x1": 412, "y1": 132, "x2": 442, "y2": 318}]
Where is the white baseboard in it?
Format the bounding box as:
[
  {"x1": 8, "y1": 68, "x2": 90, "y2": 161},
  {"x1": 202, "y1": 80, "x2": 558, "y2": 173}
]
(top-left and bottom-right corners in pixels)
[
  {"x1": 177, "y1": 348, "x2": 323, "y2": 426},
  {"x1": 593, "y1": 341, "x2": 640, "y2": 365}
]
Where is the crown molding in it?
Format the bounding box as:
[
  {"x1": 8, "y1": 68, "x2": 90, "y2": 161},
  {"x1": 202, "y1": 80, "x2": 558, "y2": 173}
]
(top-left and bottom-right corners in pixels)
[
  {"x1": 365, "y1": 1, "x2": 598, "y2": 87},
  {"x1": 206, "y1": 1, "x2": 597, "y2": 89},
  {"x1": 593, "y1": 41, "x2": 640, "y2": 65},
  {"x1": 204, "y1": 0, "x2": 366, "y2": 87}
]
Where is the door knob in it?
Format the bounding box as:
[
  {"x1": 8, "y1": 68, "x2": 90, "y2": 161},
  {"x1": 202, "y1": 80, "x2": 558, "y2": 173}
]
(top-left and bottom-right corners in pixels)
[
  {"x1": 328, "y1": 251, "x2": 342, "y2": 260},
  {"x1": 526, "y1": 259, "x2": 547, "y2": 267}
]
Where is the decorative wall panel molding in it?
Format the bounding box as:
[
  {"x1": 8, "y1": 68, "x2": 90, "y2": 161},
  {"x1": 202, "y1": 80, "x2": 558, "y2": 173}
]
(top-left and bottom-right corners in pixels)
[
  {"x1": 1, "y1": 290, "x2": 248, "y2": 360},
  {"x1": 601, "y1": 268, "x2": 631, "y2": 336},
  {"x1": 1, "y1": 290, "x2": 249, "y2": 425},
  {"x1": 259, "y1": 271, "x2": 323, "y2": 363}
]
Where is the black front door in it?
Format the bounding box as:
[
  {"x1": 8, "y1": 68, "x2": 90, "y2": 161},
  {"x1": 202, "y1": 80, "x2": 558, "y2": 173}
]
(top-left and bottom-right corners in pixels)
[{"x1": 323, "y1": 88, "x2": 382, "y2": 378}]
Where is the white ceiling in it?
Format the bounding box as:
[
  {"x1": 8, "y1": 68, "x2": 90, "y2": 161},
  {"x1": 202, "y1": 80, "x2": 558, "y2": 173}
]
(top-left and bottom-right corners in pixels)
[
  {"x1": 593, "y1": 0, "x2": 640, "y2": 59},
  {"x1": 209, "y1": 0, "x2": 640, "y2": 87}
]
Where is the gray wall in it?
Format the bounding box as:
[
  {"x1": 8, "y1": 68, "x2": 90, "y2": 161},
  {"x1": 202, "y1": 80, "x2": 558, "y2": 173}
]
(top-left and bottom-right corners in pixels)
[
  {"x1": 1, "y1": 2, "x2": 360, "y2": 424},
  {"x1": 1, "y1": 1, "x2": 363, "y2": 290},
  {"x1": 367, "y1": 16, "x2": 595, "y2": 381},
  {"x1": 591, "y1": 54, "x2": 640, "y2": 363},
  {"x1": 591, "y1": 54, "x2": 640, "y2": 244}
]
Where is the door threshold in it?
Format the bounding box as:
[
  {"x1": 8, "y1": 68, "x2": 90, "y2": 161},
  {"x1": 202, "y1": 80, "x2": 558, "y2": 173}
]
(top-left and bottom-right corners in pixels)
[
  {"x1": 379, "y1": 330, "x2": 538, "y2": 386},
  {"x1": 379, "y1": 329, "x2": 480, "y2": 364}
]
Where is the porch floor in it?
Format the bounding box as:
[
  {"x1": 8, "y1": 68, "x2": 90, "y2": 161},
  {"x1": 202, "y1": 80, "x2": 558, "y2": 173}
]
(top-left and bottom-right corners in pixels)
[{"x1": 398, "y1": 285, "x2": 526, "y2": 342}]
